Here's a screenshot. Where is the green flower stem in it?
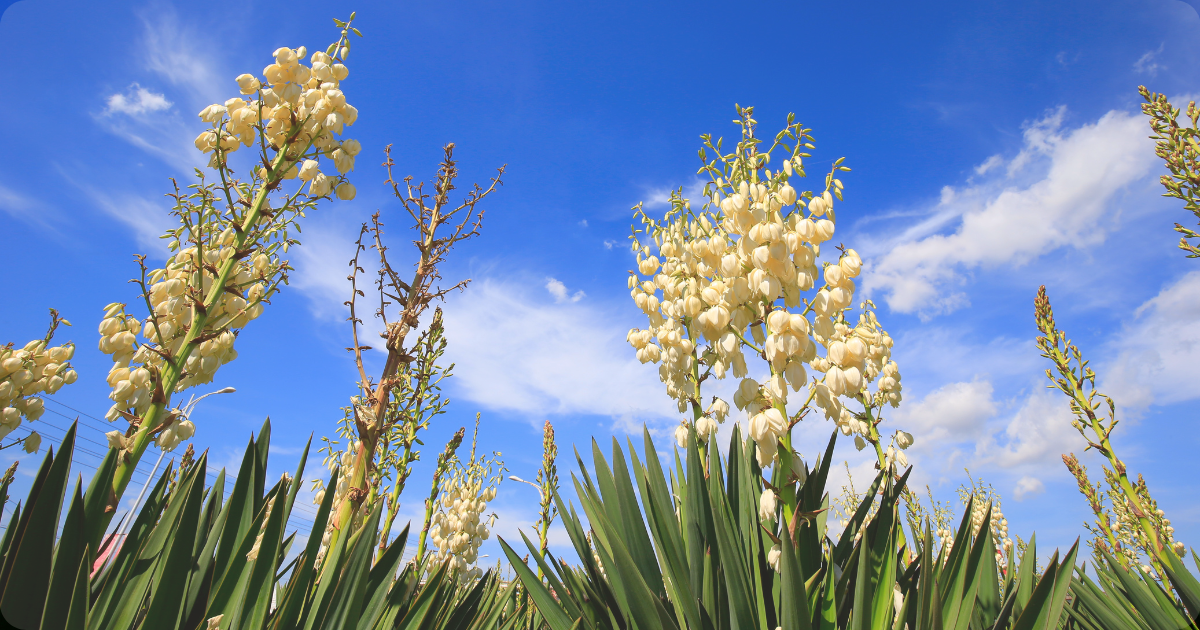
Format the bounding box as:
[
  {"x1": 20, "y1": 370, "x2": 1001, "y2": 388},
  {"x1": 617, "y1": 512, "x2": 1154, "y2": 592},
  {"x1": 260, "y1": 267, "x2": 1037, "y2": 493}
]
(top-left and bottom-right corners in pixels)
[
  {"x1": 105, "y1": 147, "x2": 292, "y2": 526},
  {"x1": 1050, "y1": 340, "x2": 1165, "y2": 571}
]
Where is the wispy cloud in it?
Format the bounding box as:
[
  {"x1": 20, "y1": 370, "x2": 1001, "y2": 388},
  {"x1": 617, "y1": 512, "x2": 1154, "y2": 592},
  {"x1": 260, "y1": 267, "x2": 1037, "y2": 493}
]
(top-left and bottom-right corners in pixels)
[
  {"x1": 0, "y1": 182, "x2": 51, "y2": 227},
  {"x1": 1134, "y1": 44, "x2": 1166, "y2": 77},
  {"x1": 103, "y1": 83, "x2": 172, "y2": 116},
  {"x1": 95, "y1": 9, "x2": 226, "y2": 174},
  {"x1": 642, "y1": 177, "x2": 708, "y2": 209},
  {"x1": 1104, "y1": 270, "x2": 1200, "y2": 411},
  {"x1": 1013, "y1": 476, "x2": 1045, "y2": 500},
  {"x1": 138, "y1": 10, "x2": 225, "y2": 104},
  {"x1": 545, "y1": 277, "x2": 585, "y2": 303},
  {"x1": 292, "y1": 221, "x2": 359, "y2": 322},
  {"x1": 862, "y1": 106, "x2": 1156, "y2": 317},
  {"x1": 78, "y1": 185, "x2": 174, "y2": 254},
  {"x1": 439, "y1": 278, "x2": 677, "y2": 430}
]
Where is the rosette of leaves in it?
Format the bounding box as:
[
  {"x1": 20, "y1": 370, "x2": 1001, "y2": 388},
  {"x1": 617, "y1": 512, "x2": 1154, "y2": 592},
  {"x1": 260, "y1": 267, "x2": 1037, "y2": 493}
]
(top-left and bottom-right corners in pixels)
[
  {"x1": 500, "y1": 427, "x2": 1079, "y2": 630},
  {"x1": 0, "y1": 418, "x2": 526, "y2": 630}
]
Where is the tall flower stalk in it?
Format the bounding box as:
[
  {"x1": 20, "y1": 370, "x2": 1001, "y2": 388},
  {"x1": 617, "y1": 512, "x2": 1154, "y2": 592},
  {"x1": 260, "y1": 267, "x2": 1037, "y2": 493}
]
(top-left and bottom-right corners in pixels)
[
  {"x1": 327, "y1": 143, "x2": 504, "y2": 551},
  {"x1": 424, "y1": 417, "x2": 504, "y2": 581},
  {"x1": 509, "y1": 420, "x2": 560, "y2": 579},
  {"x1": 95, "y1": 16, "x2": 365, "y2": 525},
  {"x1": 1035, "y1": 285, "x2": 1183, "y2": 576}
]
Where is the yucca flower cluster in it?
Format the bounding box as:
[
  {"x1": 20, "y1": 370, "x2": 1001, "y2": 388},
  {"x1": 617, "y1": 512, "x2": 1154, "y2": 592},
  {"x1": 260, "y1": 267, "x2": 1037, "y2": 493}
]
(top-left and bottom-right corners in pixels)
[
  {"x1": 628, "y1": 107, "x2": 905, "y2": 468},
  {"x1": 95, "y1": 242, "x2": 272, "y2": 408},
  {"x1": 429, "y1": 477, "x2": 498, "y2": 582},
  {"x1": 946, "y1": 476, "x2": 1014, "y2": 570},
  {"x1": 0, "y1": 327, "x2": 77, "y2": 451},
  {"x1": 197, "y1": 43, "x2": 361, "y2": 200},
  {"x1": 92, "y1": 19, "x2": 364, "y2": 489},
  {"x1": 96, "y1": 238, "x2": 278, "y2": 450},
  {"x1": 312, "y1": 446, "x2": 357, "y2": 568}
]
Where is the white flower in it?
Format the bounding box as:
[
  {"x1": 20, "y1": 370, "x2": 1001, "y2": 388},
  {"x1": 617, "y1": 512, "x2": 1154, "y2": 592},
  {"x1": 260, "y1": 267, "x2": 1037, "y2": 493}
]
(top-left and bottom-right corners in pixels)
[
  {"x1": 106, "y1": 430, "x2": 126, "y2": 450},
  {"x1": 767, "y1": 544, "x2": 781, "y2": 571},
  {"x1": 674, "y1": 424, "x2": 689, "y2": 448},
  {"x1": 758, "y1": 489, "x2": 777, "y2": 520}
]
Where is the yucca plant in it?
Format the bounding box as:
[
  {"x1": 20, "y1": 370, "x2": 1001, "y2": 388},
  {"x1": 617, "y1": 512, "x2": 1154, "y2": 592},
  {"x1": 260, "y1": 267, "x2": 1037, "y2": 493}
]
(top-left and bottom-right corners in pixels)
[
  {"x1": 501, "y1": 427, "x2": 1079, "y2": 630},
  {"x1": 0, "y1": 418, "x2": 527, "y2": 630}
]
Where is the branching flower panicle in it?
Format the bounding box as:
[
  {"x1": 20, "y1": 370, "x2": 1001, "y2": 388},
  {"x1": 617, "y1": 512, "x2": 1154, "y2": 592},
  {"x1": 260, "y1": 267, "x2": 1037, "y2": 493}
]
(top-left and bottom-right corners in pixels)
[
  {"x1": 955, "y1": 471, "x2": 1013, "y2": 571},
  {"x1": 326, "y1": 144, "x2": 504, "y2": 546},
  {"x1": 0, "y1": 310, "x2": 77, "y2": 453},
  {"x1": 1139, "y1": 87, "x2": 1200, "y2": 257},
  {"x1": 427, "y1": 418, "x2": 505, "y2": 582},
  {"x1": 1036, "y1": 285, "x2": 1182, "y2": 577},
  {"x1": 628, "y1": 105, "x2": 907, "y2": 470},
  {"x1": 96, "y1": 15, "x2": 366, "y2": 523}
]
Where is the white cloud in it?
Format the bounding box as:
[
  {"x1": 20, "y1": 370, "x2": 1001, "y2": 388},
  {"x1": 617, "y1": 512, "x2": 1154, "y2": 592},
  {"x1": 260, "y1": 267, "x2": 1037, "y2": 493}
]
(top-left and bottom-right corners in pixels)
[
  {"x1": 77, "y1": 186, "x2": 174, "y2": 253},
  {"x1": 0, "y1": 183, "x2": 49, "y2": 226},
  {"x1": 103, "y1": 83, "x2": 172, "y2": 116},
  {"x1": 139, "y1": 11, "x2": 223, "y2": 103},
  {"x1": 1134, "y1": 44, "x2": 1165, "y2": 77},
  {"x1": 893, "y1": 380, "x2": 997, "y2": 449},
  {"x1": 1105, "y1": 271, "x2": 1200, "y2": 410},
  {"x1": 1013, "y1": 476, "x2": 1045, "y2": 501},
  {"x1": 887, "y1": 378, "x2": 1085, "y2": 481},
  {"x1": 863, "y1": 107, "x2": 1156, "y2": 316},
  {"x1": 95, "y1": 10, "x2": 223, "y2": 174},
  {"x1": 979, "y1": 388, "x2": 1084, "y2": 468},
  {"x1": 974, "y1": 154, "x2": 1003, "y2": 176},
  {"x1": 545, "y1": 277, "x2": 585, "y2": 303},
  {"x1": 439, "y1": 278, "x2": 676, "y2": 428},
  {"x1": 292, "y1": 222, "x2": 359, "y2": 322},
  {"x1": 603, "y1": 239, "x2": 617, "y2": 250},
  {"x1": 642, "y1": 178, "x2": 708, "y2": 209},
  {"x1": 579, "y1": 219, "x2": 588, "y2": 228}
]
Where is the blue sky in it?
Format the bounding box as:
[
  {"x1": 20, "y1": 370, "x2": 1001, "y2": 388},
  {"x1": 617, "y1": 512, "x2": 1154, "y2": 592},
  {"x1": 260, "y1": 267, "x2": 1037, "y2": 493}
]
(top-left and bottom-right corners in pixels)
[{"x1": 2, "y1": 0, "x2": 1199, "y2": 565}]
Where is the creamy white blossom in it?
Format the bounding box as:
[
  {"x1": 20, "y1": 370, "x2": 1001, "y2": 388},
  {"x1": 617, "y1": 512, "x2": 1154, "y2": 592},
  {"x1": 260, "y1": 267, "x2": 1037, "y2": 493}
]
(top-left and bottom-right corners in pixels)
[
  {"x1": 627, "y1": 110, "x2": 905, "y2": 468},
  {"x1": 0, "y1": 330, "x2": 78, "y2": 452}
]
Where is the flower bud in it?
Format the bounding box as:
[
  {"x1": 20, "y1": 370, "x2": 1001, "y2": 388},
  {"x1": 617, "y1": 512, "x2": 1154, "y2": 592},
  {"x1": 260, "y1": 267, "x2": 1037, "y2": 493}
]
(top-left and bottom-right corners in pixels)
[
  {"x1": 335, "y1": 182, "x2": 356, "y2": 200},
  {"x1": 23, "y1": 432, "x2": 41, "y2": 454}
]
